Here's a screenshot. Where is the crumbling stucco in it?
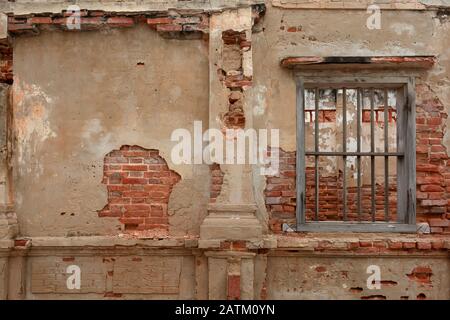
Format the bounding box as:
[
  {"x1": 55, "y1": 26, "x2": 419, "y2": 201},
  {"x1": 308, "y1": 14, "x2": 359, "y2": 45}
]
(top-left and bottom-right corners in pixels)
[
  {"x1": 12, "y1": 25, "x2": 209, "y2": 237},
  {"x1": 0, "y1": 2, "x2": 448, "y2": 301}
]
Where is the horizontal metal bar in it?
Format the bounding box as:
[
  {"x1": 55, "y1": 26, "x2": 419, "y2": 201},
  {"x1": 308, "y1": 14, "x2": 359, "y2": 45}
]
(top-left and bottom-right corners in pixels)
[
  {"x1": 357, "y1": 88, "x2": 362, "y2": 221},
  {"x1": 293, "y1": 222, "x2": 417, "y2": 233},
  {"x1": 303, "y1": 83, "x2": 406, "y2": 89},
  {"x1": 298, "y1": 76, "x2": 411, "y2": 87},
  {"x1": 343, "y1": 88, "x2": 347, "y2": 221},
  {"x1": 305, "y1": 82, "x2": 403, "y2": 90},
  {"x1": 305, "y1": 152, "x2": 404, "y2": 157},
  {"x1": 314, "y1": 88, "x2": 319, "y2": 221},
  {"x1": 384, "y1": 88, "x2": 389, "y2": 222}
]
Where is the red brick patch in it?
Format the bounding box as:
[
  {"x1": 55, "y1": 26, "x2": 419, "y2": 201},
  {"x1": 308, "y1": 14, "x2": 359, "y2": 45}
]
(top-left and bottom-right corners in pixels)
[{"x1": 98, "y1": 145, "x2": 181, "y2": 232}]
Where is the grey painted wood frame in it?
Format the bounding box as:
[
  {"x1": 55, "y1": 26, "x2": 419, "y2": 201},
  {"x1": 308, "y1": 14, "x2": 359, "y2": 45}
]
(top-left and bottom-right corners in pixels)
[{"x1": 294, "y1": 75, "x2": 416, "y2": 233}]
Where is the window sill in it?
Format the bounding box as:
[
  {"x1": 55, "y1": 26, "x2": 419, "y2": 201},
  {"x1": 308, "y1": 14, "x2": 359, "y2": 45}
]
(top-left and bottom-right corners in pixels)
[{"x1": 284, "y1": 222, "x2": 417, "y2": 233}]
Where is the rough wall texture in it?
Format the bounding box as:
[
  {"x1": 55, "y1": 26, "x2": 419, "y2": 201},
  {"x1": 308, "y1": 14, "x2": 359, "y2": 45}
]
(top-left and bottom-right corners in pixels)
[
  {"x1": 12, "y1": 25, "x2": 209, "y2": 237},
  {"x1": 8, "y1": 11, "x2": 209, "y2": 37},
  {"x1": 254, "y1": 6, "x2": 450, "y2": 235},
  {"x1": 415, "y1": 82, "x2": 450, "y2": 232},
  {"x1": 265, "y1": 83, "x2": 450, "y2": 232},
  {"x1": 219, "y1": 29, "x2": 251, "y2": 130},
  {"x1": 98, "y1": 145, "x2": 181, "y2": 232},
  {"x1": 209, "y1": 163, "x2": 224, "y2": 202},
  {"x1": 266, "y1": 255, "x2": 449, "y2": 300},
  {"x1": 0, "y1": 1, "x2": 448, "y2": 300},
  {"x1": 271, "y1": 0, "x2": 449, "y2": 9},
  {"x1": 0, "y1": 43, "x2": 12, "y2": 84}
]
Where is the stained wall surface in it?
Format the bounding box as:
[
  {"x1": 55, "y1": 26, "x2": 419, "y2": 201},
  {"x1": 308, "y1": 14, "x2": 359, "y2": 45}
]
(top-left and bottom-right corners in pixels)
[
  {"x1": 12, "y1": 25, "x2": 210, "y2": 237},
  {"x1": 0, "y1": 0, "x2": 448, "y2": 300}
]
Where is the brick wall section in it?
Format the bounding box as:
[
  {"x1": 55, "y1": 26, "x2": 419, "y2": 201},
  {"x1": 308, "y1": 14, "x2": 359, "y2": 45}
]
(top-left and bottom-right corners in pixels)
[
  {"x1": 277, "y1": 235, "x2": 449, "y2": 252},
  {"x1": 265, "y1": 84, "x2": 450, "y2": 234},
  {"x1": 219, "y1": 30, "x2": 252, "y2": 130},
  {"x1": 98, "y1": 145, "x2": 181, "y2": 232},
  {"x1": 227, "y1": 275, "x2": 241, "y2": 300},
  {"x1": 304, "y1": 172, "x2": 398, "y2": 222},
  {"x1": 265, "y1": 147, "x2": 297, "y2": 232},
  {"x1": 209, "y1": 163, "x2": 224, "y2": 202},
  {"x1": 7, "y1": 11, "x2": 209, "y2": 35},
  {"x1": 415, "y1": 82, "x2": 450, "y2": 234}
]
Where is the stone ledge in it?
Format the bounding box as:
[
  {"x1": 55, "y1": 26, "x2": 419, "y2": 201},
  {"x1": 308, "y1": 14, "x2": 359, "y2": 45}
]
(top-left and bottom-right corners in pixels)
[
  {"x1": 0, "y1": 1, "x2": 265, "y2": 16},
  {"x1": 5, "y1": 234, "x2": 449, "y2": 255},
  {"x1": 280, "y1": 56, "x2": 437, "y2": 69},
  {"x1": 198, "y1": 237, "x2": 277, "y2": 249},
  {"x1": 12, "y1": 235, "x2": 197, "y2": 249},
  {"x1": 276, "y1": 234, "x2": 450, "y2": 254},
  {"x1": 7, "y1": 11, "x2": 210, "y2": 36}
]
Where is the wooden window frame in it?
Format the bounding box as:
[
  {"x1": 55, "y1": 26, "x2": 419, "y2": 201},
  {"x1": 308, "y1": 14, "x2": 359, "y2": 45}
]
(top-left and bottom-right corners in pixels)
[{"x1": 294, "y1": 76, "x2": 416, "y2": 233}]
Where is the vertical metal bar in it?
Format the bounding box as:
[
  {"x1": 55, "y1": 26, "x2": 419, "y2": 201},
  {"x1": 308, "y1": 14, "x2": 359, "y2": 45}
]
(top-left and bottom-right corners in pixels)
[
  {"x1": 370, "y1": 89, "x2": 376, "y2": 222},
  {"x1": 342, "y1": 89, "x2": 347, "y2": 221},
  {"x1": 314, "y1": 88, "x2": 319, "y2": 221},
  {"x1": 384, "y1": 89, "x2": 389, "y2": 222},
  {"x1": 406, "y1": 78, "x2": 417, "y2": 225},
  {"x1": 296, "y1": 82, "x2": 306, "y2": 226},
  {"x1": 357, "y1": 89, "x2": 362, "y2": 221},
  {"x1": 397, "y1": 80, "x2": 417, "y2": 226}
]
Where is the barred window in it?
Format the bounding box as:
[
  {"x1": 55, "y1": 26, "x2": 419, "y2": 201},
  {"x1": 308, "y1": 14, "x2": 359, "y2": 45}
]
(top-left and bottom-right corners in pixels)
[{"x1": 295, "y1": 77, "x2": 416, "y2": 232}]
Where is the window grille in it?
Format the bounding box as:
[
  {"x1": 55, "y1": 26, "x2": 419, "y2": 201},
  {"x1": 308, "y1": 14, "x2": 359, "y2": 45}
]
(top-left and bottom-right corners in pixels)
[{"x1": 294, "y1": 77, "x2": 416, "y2": 232}]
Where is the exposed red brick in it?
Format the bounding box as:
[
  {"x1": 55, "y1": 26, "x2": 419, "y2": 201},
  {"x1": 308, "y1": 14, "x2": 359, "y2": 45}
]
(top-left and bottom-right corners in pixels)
[
  {"x1": 420, "y1": 185, "x2": 444, "y2": 192},
  {"x1": 227, "y1": 275, "x2": 240, "y2": 300},
  {"x1": 407, "y1": 266, "x2": 433, "y2": 284},
  {"x1": 417, "y1": 242, "x2": 432, "y2": 250},
  {"x1": 146, "y1": 17, "x2": 174, "y2": 25},
  {"x1": 210, "y1": 163, "x2": 224, "y2": 202},
  {"x1": 280, "y1": 56, "x2": 323, "y2": 67},
  {"x1": 428, "y1": 218, "x2": 449, "y2": 227},
  {"x1": 220, "y1": 30, "x2": 251, "y2": 129},
  {"x1": 361, "y1": 295, "x2": 386, "y2": 300},
  {"x1": 27, "y1": 17, "x2": 53, "y2": 24},
  {"x1": 62, "y1": 257, "x2": 75, "y2": 262},
  {"x1": 371, "y1": 56, "x2": 436, "y2": 67},
  {"x1": 315, "y1": 266, "x2": 327, "y2": 272},
  {"x1": 0, "y1": 43, "x2": 12, "y2": 84},
  {"x1": 7, "y1": 23, "x2": 36, "y2": 33},
  {"x1": 106, "y1": 17, "x2": 135, "y2": 27},
  {"x1": 98, "y1": 145, "x2": 181, "y2": 232},
  {"x1": 156, "y1": 24, "x2": 182, "y2": 32},
  {"x1": 431, "y1": 240, "x2": 444, "y2": 250},
  {"x1": 403, "y1": 242, "x2": 416, "y2": 249},
  {"x1": 7, "y1": 12, "x2": 210, "y2": 36},
  {"x1": 104, "y1": 292, "x2": 122, "y2": 298},
  {"x1": 388, "y1": 241, "x2": 403, "y2": 250},
  {"x1": 14, "y1": 239, "x2": 29, "y2": 247}
]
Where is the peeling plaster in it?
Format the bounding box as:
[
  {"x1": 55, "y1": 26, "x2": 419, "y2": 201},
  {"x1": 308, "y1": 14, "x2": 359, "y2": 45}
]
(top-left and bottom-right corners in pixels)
[
  {"x1": 253, "y1": 84, "x2": 267, "y2": 116},
  {"x1": 81, "y1": 119, "x2": 113, "y2": 155},
  {"x1": 13, "y1": 78, "x2": 56, "y2": 175}
]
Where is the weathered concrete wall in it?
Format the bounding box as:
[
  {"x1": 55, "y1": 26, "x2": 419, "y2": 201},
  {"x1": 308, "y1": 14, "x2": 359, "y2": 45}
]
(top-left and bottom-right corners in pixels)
[
  {"x1": 0, "y1": 2, "x2": 448, "y2": 300},
  {"x1": 26, "y1": 251, "x2": 196, "y2": 299},
  {"x1": 12, "y1": 25, "x2": 210, "y2": 237},
  {"x1": 253, "y1": 5, "x2": 450, "y2": 232},
  {"x1": 1, "y1": 236, "x2": 449, "y2": 300},
  {"x1": 253, "y1": 7, "x2": 446, "y2": 149},
  {"x1": 266, "y1": 254, "x2": 449, "y2": 300}
]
